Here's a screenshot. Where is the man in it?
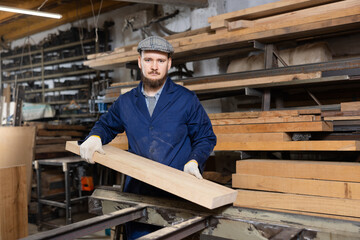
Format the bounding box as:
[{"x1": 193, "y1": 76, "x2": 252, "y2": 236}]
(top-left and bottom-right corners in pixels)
[{"x1": 80, "y1": 36, "x2": 216, "y2": 239}]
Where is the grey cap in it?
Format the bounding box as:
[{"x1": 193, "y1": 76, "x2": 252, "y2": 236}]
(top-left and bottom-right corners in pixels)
[{"x1": 137, "y1": 36, "x2": 174, "y2": 55}]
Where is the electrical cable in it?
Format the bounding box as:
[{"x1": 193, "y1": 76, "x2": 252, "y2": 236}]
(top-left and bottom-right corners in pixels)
[
  {"x1": 90, "y1": 0, "x2": 104, "y2": 43},
  {"x1": 37, "y1": 0, "x2": 49, "y2": 11}
]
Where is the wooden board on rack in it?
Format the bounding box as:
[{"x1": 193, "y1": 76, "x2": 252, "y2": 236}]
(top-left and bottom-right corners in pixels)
[
  {"x1": 211, "y1": 115, "x2": 319, "y2": 125},
  {"x1": 209, "y1": 109, "x2": 321, "y2": 120},
  {"x1": 37, "y1": 129, "x2": 84, "y2": 137},
  {"x1": 235, "y1": 159, "x2": 360, "y2": 182},
  {"x1": 215, "y1": 140, "x2": 360, "y2": 151},
  {"x1": 213, "y1": 121, "x2": 333, "y2": 133},
  {"x1": 341, "y1": 101, "x2": 360, "y2": 112},
  {"x1": 36, "y1": 144, "x2": 66, "y2": 154},
  {"x1": 0, "y1": 165, "x2": 28, "y2": 239},
  {"x1": 208, "y1": 0, "x2": 343, "y2": 29},
  {"x1": 66, "y1": 141, "x2": 237, "y2": 209},
  {"x1": 108, "y1": 132, "x2": 292, "y2": 151},
  {"x1": 186, "y1": 72, "x2": 321, "y2": 92},
  {"x1": 233, "y1": 174, "x2": 360, "y2": 199},
  {"x1": 234, "y1": 189, "x2": 360, "y2": 218}
]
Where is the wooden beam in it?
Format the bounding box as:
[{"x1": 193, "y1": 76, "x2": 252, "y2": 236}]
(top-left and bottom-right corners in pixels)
[
  {"x1": 234, "y1": 189, "x2": 360, "y2": 218},
  {"x1": 211, "y1": 115, "x2": 320, "y2": 125},
  {"x1": 208, "y1": 0, "x2": 343, "y2": 28},
  {"x1": 216, "y1": 133, "x2": 291, "y2": 142},
  {"x1": 341, "y1": 101, "x2": 360, "y2": 112},
  {"x1": 66, "y1": 141, "x2": 237, "y2": 209},
  {"x1": 108, "y1": 132, "x2": 292, "y2": 151},
  {"x1": 185, "y1": 72, "x2": 322, "y2": 92},
  {"x1": 236, "y1": 159, "x2": 360, "y2": 182},
  {"x1": 215, "y1": 140, "x2": 360, "y2": 151},
  {"x1": 37, "y1": 129, "x2": 84, "y2": 137},
  {"x1": 213, "y1": 121, "x2": 333, "y2": 133},
  {"x1": 113, "y1": 0, "x2": 208, "y2": 8},
  {"x1": 233, "y1": 174, "x2": 360, "y2": 199},
  {"x1": 36, "y1": 144, "x2": 66, "y2": 154},
  {"x1": 0, "y1": 165, "x2": 28, "y2": 239},
  {"x1": 258, "y1": 206, "x2": 360, "y2": 222},
  {"x1": 227, "y1": 20, "x2": 254, "y2": 31},
  {"x1": 324, "y1": 116, "x2": 360, "y2": 121},
  {"x1": 209, "y1": 109, "x2": 321, "y2": 120}
]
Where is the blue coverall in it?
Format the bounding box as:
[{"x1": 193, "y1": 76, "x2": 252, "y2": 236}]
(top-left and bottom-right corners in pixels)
[{"x1": 87, "y1": 77, "x2": 217, "y2": 239}]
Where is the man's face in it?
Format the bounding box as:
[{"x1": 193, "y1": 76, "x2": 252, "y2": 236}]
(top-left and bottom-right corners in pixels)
[{"x1": 138, "y1": 50, "x2": 172, "y2": 89}]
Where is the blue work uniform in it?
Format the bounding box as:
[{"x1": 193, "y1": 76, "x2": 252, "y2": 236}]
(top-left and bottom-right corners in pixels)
[{"x1": 86, "y1": 77, "x2": 217, "y2": 239}]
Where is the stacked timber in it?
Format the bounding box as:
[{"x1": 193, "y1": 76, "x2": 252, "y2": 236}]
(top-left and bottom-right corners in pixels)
[
  {"x1": 210, "y1": 109, "x2": 360, "y2": 151},
  {"x1": 104, "y1": 72, "x2": 336, "y2": 99},
  {"x1": 26, "y1": 122, "x2": 89, "y2": 159},
  {"x1": 109, "y1": 107, "x2": 360, "y2": 151},
  {"x1": 232, "y1": 159, "x2": 360, "y2": 221},
  {"x1": 84, "y1": 0, "x2": 360, "y2": 70}
]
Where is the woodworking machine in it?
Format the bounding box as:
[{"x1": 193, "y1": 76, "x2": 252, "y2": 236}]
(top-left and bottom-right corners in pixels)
[{"x1": 23, "y1": 186, "x2": 360, "y2": 240}]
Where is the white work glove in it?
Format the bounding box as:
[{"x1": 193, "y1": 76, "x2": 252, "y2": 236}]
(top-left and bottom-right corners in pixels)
[
  {"x1": 80, "y1": 135, "x2": 105, "y2": 164},
  {"x1": 184, "y1": 160, "x2": 203, "y2": 179}
]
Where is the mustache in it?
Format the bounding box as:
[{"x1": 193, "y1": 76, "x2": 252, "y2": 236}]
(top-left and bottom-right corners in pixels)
[{"x1": 148, "y1": 71, "x2": 160, "y2": 75}]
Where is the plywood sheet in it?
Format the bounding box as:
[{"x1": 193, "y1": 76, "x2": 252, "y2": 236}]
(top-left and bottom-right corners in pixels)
[
  {"x1": 0, "y1": 126, "x2": 36, "y2": 202},
  {"x1": 66, "y1": 141, "x2": 237, "y2": 209},
  {"x1": 0, "y1": 165, "x2": 28, "y2": 239}
]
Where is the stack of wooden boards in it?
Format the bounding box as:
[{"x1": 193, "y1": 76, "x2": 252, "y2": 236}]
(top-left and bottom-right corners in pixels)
[
  {"x1": 103, "y1": 71, "x2": 353, "y2": 100},
  {"x1": 233, "y1": 159, "x2": 360, "y2": 221},
  {"x1": 322, "y1": 101, "x2": 360, "y2": 121},
  {"x1": 109, "y1": 104, "x2": 360, "y2": 151},
  {"x1": 25, "y1": 122, "x2": 89, "y2": 159},
  {"x1": 83, "y1": 0, "x2": 360, "y2": 70}
]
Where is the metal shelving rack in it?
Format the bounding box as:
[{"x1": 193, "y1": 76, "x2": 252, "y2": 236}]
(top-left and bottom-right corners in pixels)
[{"x1": 0, "y1": 33, "x2": 110, "y2": 119}]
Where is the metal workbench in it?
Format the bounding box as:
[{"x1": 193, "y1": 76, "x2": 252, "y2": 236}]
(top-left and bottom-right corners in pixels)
[{"x1": 34, "y1": 156, "x2": 89, "y2": 229}]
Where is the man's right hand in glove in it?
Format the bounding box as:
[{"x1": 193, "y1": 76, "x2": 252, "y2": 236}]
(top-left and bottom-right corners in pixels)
[{"x1": 80, "y1": 135, "x2": 105, "y2": 164}]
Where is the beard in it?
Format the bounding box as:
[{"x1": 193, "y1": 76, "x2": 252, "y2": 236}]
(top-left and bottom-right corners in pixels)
[{"x1": 141, "y1": 71, "x2": 167, "y2": 90}]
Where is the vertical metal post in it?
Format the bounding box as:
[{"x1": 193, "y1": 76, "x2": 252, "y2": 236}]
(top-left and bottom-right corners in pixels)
[
  {"x1": 41, "y1": 48, "x2": 45, "y2": 103},
  {"x1": 35, "y1": 161, "x2": 43, "y2": 230},
  {"x1": 262, "y1": 44, "x2": 279, "y2": 111},
  {"x1": 13, "y1": 85, "x2": 24, "y2": 126},
  {"x1": 63, "y1": 162, "x2": 72, "y2": 225}
]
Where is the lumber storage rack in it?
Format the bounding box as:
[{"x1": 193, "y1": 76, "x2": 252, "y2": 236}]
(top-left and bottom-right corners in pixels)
[{"x1": 22, "y1": 186, "x2": 360, "y2": 240}]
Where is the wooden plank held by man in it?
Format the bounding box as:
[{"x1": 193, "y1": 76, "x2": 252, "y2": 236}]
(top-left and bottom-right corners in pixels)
[{"x1": 66, "y1": 141, "x2": 237, "y2": 209}]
